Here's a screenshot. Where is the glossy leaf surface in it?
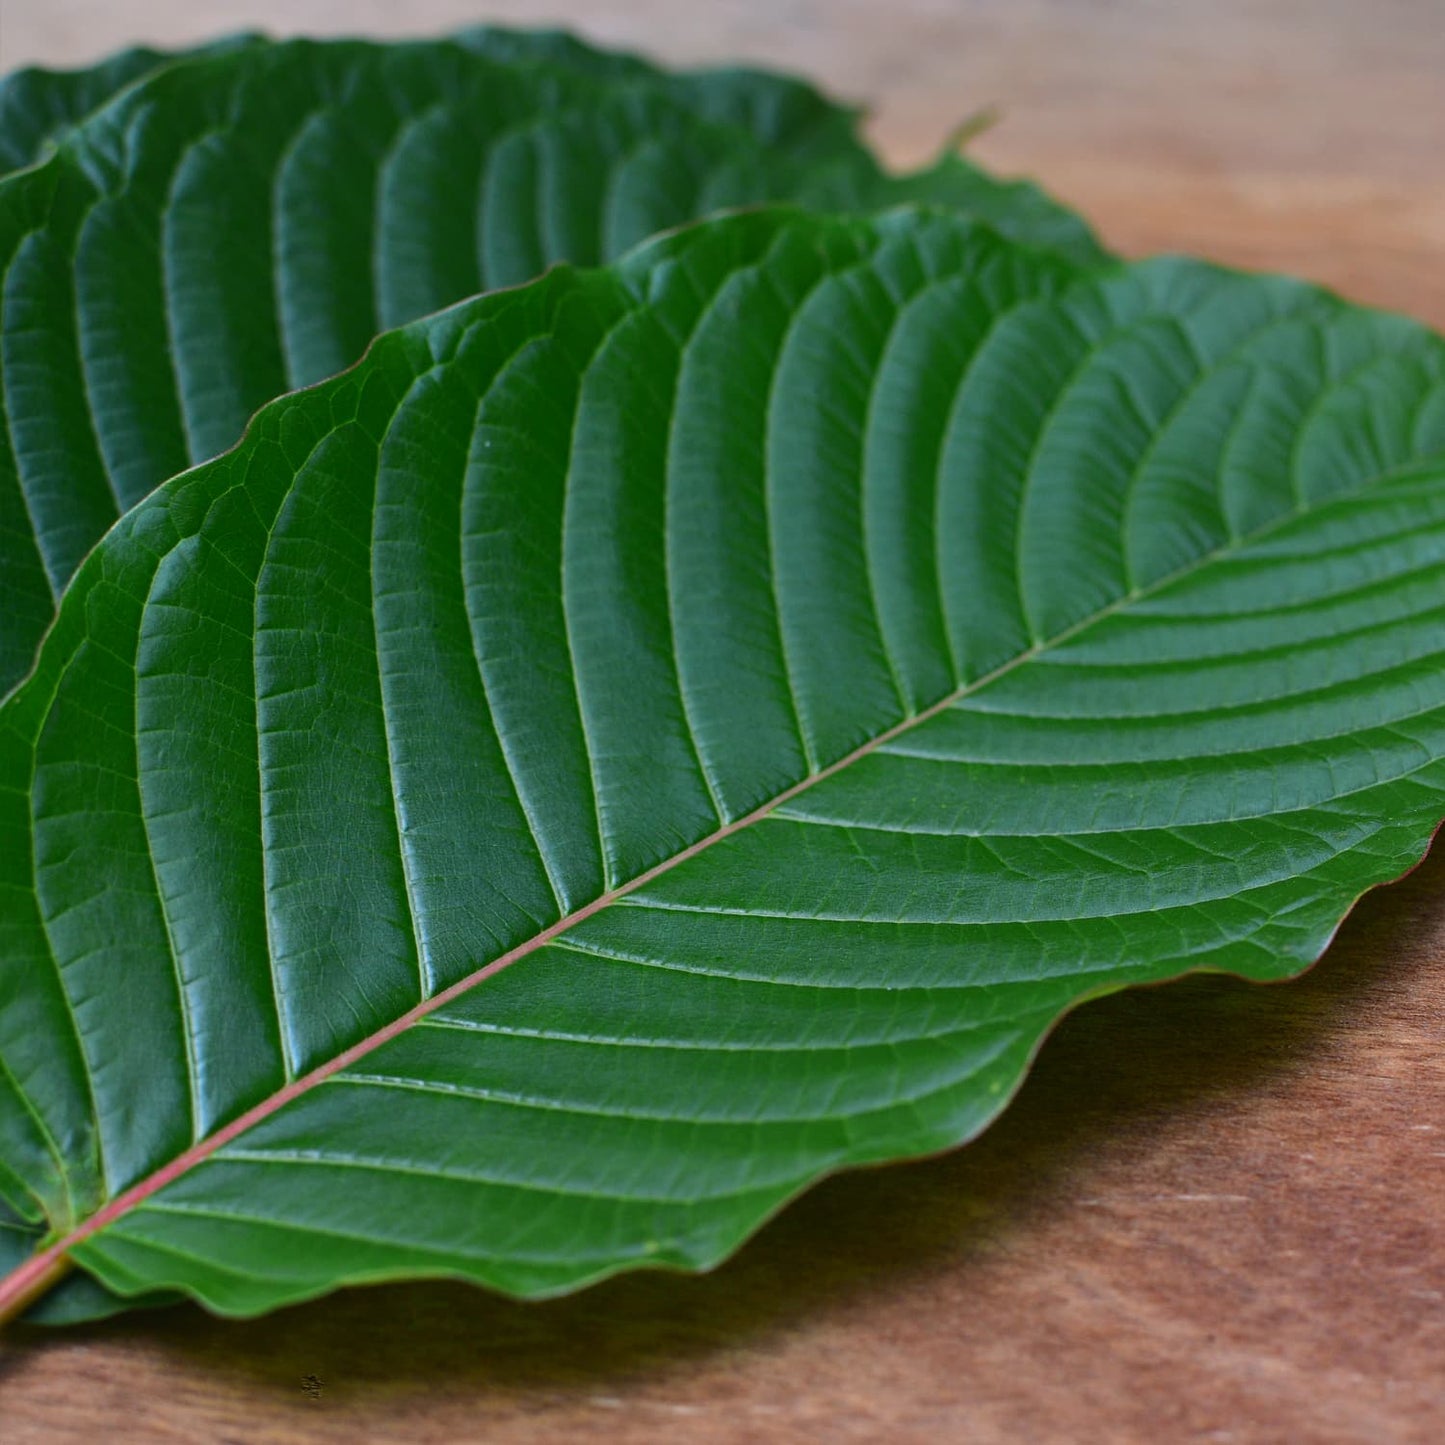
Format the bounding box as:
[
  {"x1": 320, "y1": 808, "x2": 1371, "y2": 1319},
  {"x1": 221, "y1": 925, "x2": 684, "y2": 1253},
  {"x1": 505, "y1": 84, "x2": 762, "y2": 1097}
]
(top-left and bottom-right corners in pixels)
[
  {"x1": 3, "y1": 208, "x2": 1445, "y2": 1321},
  {"x1": 0, "y1": 31, "x2": 1101, "y2": 695}
]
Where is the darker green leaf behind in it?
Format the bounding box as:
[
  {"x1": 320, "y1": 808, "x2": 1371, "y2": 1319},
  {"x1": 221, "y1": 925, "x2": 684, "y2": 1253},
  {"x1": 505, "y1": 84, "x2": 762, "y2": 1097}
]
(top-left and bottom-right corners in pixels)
[{"x1": 0, "y1": 31, "x2": 1103, "y2": 696}]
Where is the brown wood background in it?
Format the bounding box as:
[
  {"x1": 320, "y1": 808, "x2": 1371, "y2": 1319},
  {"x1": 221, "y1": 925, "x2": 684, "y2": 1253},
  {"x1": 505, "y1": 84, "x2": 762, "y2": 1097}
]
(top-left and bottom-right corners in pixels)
[{"x1": 1, "y1": 3, "x2": 1443, "y2": 1440}]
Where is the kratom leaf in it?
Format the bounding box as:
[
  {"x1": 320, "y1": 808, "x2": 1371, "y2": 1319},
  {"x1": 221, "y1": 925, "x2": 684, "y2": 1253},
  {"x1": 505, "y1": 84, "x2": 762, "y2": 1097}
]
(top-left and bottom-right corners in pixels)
[
  {"x1": 0, "y1": 23, "x2": 966, "y2": 181},
  {"x1": 0, "y1": 24, "x2": 845, "y2": 178},
  {"x1": 0, "y1": 32, "x2": 1102, "y2": 698},
  {"x1": 0, "y1": 35, "x2": 262, "y2": 176},
  {"x1": 3, "y1": 206, "x2": 1445, "y2": 1323}
]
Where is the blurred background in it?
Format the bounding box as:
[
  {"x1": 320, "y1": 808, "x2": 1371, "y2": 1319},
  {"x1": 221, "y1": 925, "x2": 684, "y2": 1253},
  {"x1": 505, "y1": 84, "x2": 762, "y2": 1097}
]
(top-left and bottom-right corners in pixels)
[{"x1": 3, "y1": 1, "x2": 1444, "y2": 324}]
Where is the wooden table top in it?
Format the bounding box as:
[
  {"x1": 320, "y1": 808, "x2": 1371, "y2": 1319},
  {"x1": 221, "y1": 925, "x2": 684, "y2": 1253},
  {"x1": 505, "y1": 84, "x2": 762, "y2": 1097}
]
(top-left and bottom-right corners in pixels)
[{"x1": 2, "y1": 4, "x2": 1443, "y2": 1440}]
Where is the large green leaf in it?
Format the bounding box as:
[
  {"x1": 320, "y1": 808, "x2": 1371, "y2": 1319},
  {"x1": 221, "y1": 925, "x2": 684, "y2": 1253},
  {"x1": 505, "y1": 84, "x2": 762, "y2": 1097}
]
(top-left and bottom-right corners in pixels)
[
  {"x1": 0, "y1": 33, "x2": 1102, "y2": 699},
  {"x1": 2, "y1": 206, "x2": 1444, "y2": 1322},
  {"x1": 0, "y1": 23, "x2": 978, "y2": 180}
]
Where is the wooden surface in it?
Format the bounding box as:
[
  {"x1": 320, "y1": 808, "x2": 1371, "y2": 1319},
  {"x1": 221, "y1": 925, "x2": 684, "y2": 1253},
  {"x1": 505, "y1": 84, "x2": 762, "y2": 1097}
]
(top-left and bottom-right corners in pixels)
[{"x1": 2, "y1": 3, "x2": 1444, "y2": 1440}]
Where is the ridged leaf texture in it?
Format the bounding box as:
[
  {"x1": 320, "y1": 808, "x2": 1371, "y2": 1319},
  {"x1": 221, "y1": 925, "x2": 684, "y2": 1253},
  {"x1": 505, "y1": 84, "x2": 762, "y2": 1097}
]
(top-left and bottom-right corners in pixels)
[
  {"x1": 3, "y1": 207, "x2": 1445, "y2": 1321},
  {"x1": 0, "y1": 35, "x2": 261, "y2": 176},
  {"x1": 0, "y1": 30, "x2": 1102, "y2": 696},
  {"x1": 0, "y1": 25, "x2": 856, "y2": 177}
]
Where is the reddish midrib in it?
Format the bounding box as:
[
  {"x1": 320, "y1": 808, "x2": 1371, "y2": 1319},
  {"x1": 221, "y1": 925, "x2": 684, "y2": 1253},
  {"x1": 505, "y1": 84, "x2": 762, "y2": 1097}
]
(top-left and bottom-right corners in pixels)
[{"x1": 0, "y1": 671, "x2": 980, "y2": 1321}]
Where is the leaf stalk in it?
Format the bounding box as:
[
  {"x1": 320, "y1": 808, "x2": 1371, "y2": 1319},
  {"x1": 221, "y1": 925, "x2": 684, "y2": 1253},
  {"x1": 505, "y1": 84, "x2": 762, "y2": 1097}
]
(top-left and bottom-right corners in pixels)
[{"x1": 0, "y1": 1249, "x2": 72, "y2": 1329}]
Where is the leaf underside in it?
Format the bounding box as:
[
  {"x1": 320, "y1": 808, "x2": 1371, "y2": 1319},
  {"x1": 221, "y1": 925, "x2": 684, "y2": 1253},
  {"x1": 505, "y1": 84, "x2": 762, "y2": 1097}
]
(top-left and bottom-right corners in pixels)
[
  {"x1": 0, "y1": 30, "x2": 1103, "y2": 698},
  {"x1": 3, "y1": 206, "x2": 1445, "y2": 1319}
]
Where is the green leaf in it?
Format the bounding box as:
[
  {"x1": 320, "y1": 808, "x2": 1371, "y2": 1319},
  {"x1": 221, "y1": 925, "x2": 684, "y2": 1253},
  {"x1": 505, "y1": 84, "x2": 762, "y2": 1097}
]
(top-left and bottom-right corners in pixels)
[
  {"x1": 0, "y1": 25, "x2": 844, "y2": 177},
  {"x1": 3, "y1": 206, "x2": 1445, "y2": 1322},
  {"x1": 0, "y1": 35, "x2": 263, "y2": 176},
  {"x1": 0, "y1": 33, "x2": 1103, "y2": 698}
]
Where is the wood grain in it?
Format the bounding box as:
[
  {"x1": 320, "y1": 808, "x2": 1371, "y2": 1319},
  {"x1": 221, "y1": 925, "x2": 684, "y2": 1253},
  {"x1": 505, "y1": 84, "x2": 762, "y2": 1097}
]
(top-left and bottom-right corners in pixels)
[{"x1": 1, "y1": 3, "x2": 1443, "y2": 1440}]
